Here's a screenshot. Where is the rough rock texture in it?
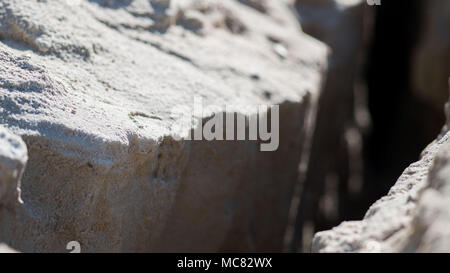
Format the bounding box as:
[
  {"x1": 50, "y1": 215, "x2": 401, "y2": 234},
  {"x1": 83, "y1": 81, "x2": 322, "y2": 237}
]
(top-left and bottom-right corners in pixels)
[
  {"x1": 312, "y1": 81, "x2": 450, "y2": 253},
  {"x1": 0, "y1": 125, "x2": 27, "y2": 210},
  {"x1": 288, "y1": 0, "x2": 370, "y2": 251},
  {"x1": 0, "y1": 0, "x2": 328, "y2": 252},
  {"x1": 412, "y1": 0, "x2": 450, "y2": 112},
  {"x1": 0, "y1": 126, "x2": 27, "y2": 253},
  {"x1": 401, "y1": 2, "x2": 450, "y2": 248}
]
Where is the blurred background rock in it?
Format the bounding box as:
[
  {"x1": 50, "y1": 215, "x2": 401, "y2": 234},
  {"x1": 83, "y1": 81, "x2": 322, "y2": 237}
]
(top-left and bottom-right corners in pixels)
[{"x1": 289, "y1": 0, "x2": 449, "y2": 252}]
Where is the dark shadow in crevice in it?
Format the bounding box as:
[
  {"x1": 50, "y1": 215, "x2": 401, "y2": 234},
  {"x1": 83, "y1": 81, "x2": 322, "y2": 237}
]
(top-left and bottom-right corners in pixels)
[{"x1": 362, "y1": 0, "x2": 445, "y2": 208}]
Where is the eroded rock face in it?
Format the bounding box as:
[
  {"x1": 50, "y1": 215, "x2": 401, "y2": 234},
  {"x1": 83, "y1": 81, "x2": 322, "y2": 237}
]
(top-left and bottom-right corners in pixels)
[
  {"x1": 0, "y1": 126, "x2": 27, "y2": 253},
  {"x1": 312, "y1": 81, "x2": 450, "y2": 253},
  {"x1": 0, "y1": 125, "x2": 27, "y2": 209},
  {"x1": 0, "y1": 0, "x2": 328, "y2": 252},
  {"x1": 403, "y1": 141, "x2": 450, "y2": 252}
]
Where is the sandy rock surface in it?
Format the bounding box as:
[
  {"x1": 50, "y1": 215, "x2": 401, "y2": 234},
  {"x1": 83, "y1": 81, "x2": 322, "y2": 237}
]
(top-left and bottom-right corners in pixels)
[
  {"x1": 0, "y1": 126, "x2": 26, "y2": 253},
  {"x1": 0, "y1": 0, "x2": 328, "y2": 252},
  {"x1": 0, "y1": 125, "x2": 27, "y2": 208}
]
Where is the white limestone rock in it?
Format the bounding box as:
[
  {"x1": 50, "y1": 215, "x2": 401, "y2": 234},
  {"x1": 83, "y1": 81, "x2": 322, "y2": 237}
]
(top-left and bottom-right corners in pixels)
[
  {"x1": 0, "y1": 0, "x2": 328, "y2": 252},
  {"x1": 0, "y1": 126, "x2": 26, "y2": 253},
  {"x1": 0, "y1": 125, "x2": 27, "y2": 209}
]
